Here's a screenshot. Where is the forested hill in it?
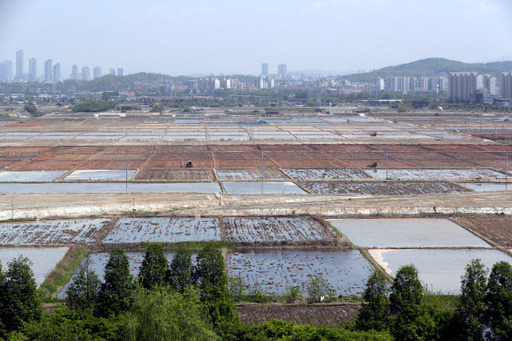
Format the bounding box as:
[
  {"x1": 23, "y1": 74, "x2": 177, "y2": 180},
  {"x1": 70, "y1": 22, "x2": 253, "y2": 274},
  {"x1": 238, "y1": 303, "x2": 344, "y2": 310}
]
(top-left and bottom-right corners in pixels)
[{"x1": 344, "y1": 58, "x2": 512, "y2": 82}]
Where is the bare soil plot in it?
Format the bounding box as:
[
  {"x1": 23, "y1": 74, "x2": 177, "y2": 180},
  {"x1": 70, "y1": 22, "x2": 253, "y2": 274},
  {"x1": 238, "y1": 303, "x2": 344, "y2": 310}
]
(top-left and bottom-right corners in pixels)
[
  {"x1": 453, "y1": 216, "x2": 512, "y2": 247},
  {"x1": 217, "y1": 168, "x2": 287, "y2": 180},
  {"x1": 301, "y1": 181, "x2": 467, "y2": 195},
  {"x1": 227, "y1": 250, "x2": 374, "y2": 295},
  {"x1": 284, "y1": 168, "x2": 369, "y2": 180},
  {"x1": 223, "y1": 216, "x2": 339, "y2": 246},
  {"x1": 0, "y1": 219, "x2": 108, "y2": 245},
  {"x1": 102, "y1": 217, "x2": 221, "y2": 243},
  {"x1": 134, "y1": 169, "x2": 215, "y2": 182},
  {"x1": 0, "y1": 247, "x2": 69, "y2": 286},
  {"x1": 214, "y1": 152, "x2": 278, "y2": 169},
  {"x1": 265, "y1": 152, "x2": 342, "y2": 168},
  {"x1": 237, "y1": 304, "x2": 361, "y2": 326}
]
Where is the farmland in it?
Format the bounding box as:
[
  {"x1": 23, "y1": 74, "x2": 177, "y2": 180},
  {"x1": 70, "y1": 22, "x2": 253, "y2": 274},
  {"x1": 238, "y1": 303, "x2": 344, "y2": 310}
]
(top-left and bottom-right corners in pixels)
[
  {"x1": 452, "y1": 216, "x2": 512, "y2": 247},
  {"x1": 300, "y1": 181, "x2": 466, "y2": 195}
]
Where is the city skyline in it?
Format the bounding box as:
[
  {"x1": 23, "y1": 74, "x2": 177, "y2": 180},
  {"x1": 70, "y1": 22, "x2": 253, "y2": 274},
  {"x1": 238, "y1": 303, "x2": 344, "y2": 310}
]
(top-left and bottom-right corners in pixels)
[{"x1": 1, "y1": 0, "x2": 511, "y2": 76}]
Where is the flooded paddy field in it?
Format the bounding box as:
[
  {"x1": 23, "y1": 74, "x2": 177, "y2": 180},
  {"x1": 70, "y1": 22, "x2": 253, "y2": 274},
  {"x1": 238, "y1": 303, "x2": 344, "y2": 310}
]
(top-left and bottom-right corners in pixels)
[
  {"x1": 0, "y1": 170, "x2": 66, "y2": 182},
  {"x1": 0, "y1": 182, "x2": 221, "y2": 193},
  {"x1": 0, "y1": 247, "x2": 69, "y2": 286},
  {"x1": 461, "y1": 183, "x2": 512, "y2": 192},
  {"x1": 222, "y1": 182, "x2": 307, "y2": 194},
  {"x1": 133, "y1": 169, "x2": 215, "y2": 182},
  {"x1": 64, "y1": 170, "x2": 137, "y2": 181},
  {"x1": 284, "y1": 168, "x2": 369, "y2": 180},
  {"x1": 366, "y1": 168, "x2": 506, "y2": 180},
  {"x1": 227, "y1": 250, "x2": 374, "y2": 296},
  {"x1": 102, "y1": 217, "x2": 221, "y2": 243},
  {"x1": 223, "y1": 217, "x2": 338, "y2": 245},
  {"x1": 370, "y1": 249, "x2": 512, "y2": 294},
  {"x1": 217, "y1": 169, "x2": 288, "y2": 180},
  {"x1": 0, "y1": 219, "x2": 108, "y2": 245},
  {"x1": 329, "y1": 218, "x2": 490, "y2": 248},
  {"x1": 301, "y1": 181, "x2": 466, "y2": 195}
]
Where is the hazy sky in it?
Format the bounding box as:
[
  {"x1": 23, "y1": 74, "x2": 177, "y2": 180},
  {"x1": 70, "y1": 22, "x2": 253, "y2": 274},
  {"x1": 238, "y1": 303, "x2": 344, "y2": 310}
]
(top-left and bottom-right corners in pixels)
[{"x1": 1, "y1": 0, "x2": 512, "y2": 76}]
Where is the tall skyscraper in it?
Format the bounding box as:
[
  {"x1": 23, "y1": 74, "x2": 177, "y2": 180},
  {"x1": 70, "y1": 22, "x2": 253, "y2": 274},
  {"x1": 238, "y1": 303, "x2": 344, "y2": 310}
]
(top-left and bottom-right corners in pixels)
[
  {"x1": 82, "y1": 66, "x2": 91, "y2": 81},
  {"x1": 278, "y1": 64, "x2": 287, "y2": 80},
  {"x1": 261, "y1": 63, "x2": 269, "y2": 76},
  {"x1": 483, "y1": 74, "x2": 497, "y2": 96},
  {"x1": 70, "y1": 65, "x2": 78, "y2": 80},
  {"x1": 44, "y1": 59, "x2": 53, "y2": 82},
  {"x1": 109, "y1": 68, "x2": 116, "y2": 75},
  {"x1": 0, "y1": 62, "x2": 6, "y2": 82},
  {"x1": 16, "y1": 49, "x2": 24, "y2": 79},
  {"x1": 53, "y1": 63, "x2": 61, "y2": 82},
  {"x1": 93, "y1": 66, "x2": 102, "y2": 80},
  {"x1": 28, "y1": 58, "x2": 37, "y2": 81},
  {"x1": 117, "y1": 68, "x2": 124, "y2": 76},
  {"x1": 503, "y1": 72, "x2": 512, "y2": 98}
]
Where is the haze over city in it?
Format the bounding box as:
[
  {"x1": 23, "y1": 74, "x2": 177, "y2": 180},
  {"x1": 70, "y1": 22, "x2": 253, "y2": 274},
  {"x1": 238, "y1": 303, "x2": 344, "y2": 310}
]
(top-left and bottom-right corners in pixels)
[{"x1": 1, "y1": 0, "x2": 512, "y2": 76}]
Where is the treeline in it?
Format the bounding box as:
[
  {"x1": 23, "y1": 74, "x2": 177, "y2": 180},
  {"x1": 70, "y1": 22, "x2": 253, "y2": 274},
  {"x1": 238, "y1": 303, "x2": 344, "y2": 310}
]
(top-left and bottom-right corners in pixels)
[{"x1": 1, "y1": 244, "x2": 512, "y2": 340}]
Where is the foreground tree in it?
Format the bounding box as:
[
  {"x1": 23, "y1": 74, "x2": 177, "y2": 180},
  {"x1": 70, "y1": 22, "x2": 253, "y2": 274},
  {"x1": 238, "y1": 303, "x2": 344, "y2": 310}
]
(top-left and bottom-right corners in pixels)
[
  {"x1": 167, "y1": 245, "x2": 194, "y2": 293},
  {"x1": 96, "y1": 247, "x2": 134, "y2": 317},
  {"x1": 139, "y1": 244, "x2": 169, "y2": 289},
  {"x1": 66, "y1": 257, "x2": 101, "y2": 311},
  {"x1": 124, "y1": 287, "x2": 219, "y2": 341},
  {"x1": 485, "y1": 261, "x2": 512, "y2": 340},
  {"x1": 456, "y1": 259, "x2": 488, "y2": 341},
  {"x1": 389, "y1": 264, "x2": 439, "y2": 341},
  {"x1": 194, "y1": 245, "x2": 237, "y2": 327},
  {"x1": 0, "y1": 257, "x2": 41, "y2": 335},
  {"x1": 356, "y1": 271, "x2": 390, "y2": 331}
]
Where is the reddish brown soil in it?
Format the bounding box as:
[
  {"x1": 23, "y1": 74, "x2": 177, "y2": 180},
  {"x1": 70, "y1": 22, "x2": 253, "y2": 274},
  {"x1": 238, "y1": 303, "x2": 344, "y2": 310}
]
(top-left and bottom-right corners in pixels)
[
  {"x1": 236, "y1": 303, "x2": 361, "y2": 326},
  {"x1": 1, "y1": 144, "x2": 510, "y2": 171},
  {"x1": 453, "y1": 216, "x2": 512, "y2": 248}
]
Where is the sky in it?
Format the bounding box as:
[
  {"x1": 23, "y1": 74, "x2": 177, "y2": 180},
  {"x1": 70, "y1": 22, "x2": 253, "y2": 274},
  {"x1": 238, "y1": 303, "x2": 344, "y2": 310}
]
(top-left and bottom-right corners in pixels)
[{"x1": 1, "y1": 0, "x2": 512, "y2": 77}]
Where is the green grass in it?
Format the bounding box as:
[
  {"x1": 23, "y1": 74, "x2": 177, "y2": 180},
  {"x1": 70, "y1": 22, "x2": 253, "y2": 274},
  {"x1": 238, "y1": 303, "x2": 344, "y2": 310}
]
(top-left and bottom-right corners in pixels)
[
  {"x1": 0, "y1": 217, "x2": 38, "y2": 223},
  {"x1": 423, "y1": 288, "x2": 460, "y2": 310},
  {"x1": 38, "y1": 246, "x2": 88, "y2": 302}
]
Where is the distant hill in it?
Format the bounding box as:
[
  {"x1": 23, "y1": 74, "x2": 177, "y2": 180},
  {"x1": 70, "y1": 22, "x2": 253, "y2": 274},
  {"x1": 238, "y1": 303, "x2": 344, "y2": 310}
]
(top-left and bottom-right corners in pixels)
[{"x1": 344, "y1": 58, "x2": 512, "y2": 82}]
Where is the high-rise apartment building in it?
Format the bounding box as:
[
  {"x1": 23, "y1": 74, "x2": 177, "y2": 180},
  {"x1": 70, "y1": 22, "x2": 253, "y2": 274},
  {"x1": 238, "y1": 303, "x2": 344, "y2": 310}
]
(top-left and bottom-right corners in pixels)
[
  {"x1": 82, "y1": 66, "x2": 90, "y2": 81},
  {"x1": 28, "y1": 58, "x2": 37, "y2": 81},
  {"x1": 261, "y1": 63, "x2": 269, "y2": 76},
  {"x1": 449, "y1": 72, "x2": 484, "y2": 102},
  {"x1": 44, "y1": 59, "x2": 53, "y2": 82},
  {"x1": 109, "y1": 68, "x2": 116, "y2": 75},
  {"x1": 93, "y1": 66, "x2": 102, "y2": 79},
  {"x1": 3, "y1": 60, "x2": 12, "y2": 81},
  {"x1": 503, "y1": 72, "x2": 512, "y2": 98},
  {"x1": 117, "y1": 68, "x2": 124, "y2": 76},
  {"x1": 16, "y1": 49, "x2": 24, "y2": 79},
  {"x1": 277, "y1": 64, "x2": 287, "y2": 80},
  {"x1": 53, "y1": 63, "x2": 61, "y2": 82},
  {"x1": 70, "y1": 65, "x2": 79, "y2": 80},
  {"x1": 482, "y1": 74, "x2": 497, "y2": 96}
]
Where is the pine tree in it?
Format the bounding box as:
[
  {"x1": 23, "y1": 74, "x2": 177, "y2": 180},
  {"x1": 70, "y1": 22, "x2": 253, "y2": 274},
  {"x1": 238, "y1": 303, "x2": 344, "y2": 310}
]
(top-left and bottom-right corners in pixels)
[
  {"x1": 139, "y1": 244, "x2": 169, "y2": 289},
  {"x1": 167, "y1": 245, "x2": 194, "y2": 293},
  {"x1": 66, "y1": 256, "x2": 101, "y2": 311},
  {"x1": 356, "y1": 271, "x2": 390, "y2": 331},
  {"x1": 95, "y1": 247, "x2": 134, "y2": 317},
  {"x1": 485, "y1": 261, "x2": 512, "y2": 340}
]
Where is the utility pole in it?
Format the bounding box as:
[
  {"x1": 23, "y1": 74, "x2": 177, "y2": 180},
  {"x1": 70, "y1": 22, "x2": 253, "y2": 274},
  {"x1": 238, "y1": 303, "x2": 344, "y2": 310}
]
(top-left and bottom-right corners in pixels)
[
  {"x1": 507, "y1": 145, "x2": 509, "y2": 181},
  {"x1": 385, "y1": 149, "x2": 389, "y2": 180},
  {"x1": 261, "y1": 149, "x2": 264, "y2": 194},
  {"x1": 125, "y1": 151, "x2": 128, "y2": 189}
]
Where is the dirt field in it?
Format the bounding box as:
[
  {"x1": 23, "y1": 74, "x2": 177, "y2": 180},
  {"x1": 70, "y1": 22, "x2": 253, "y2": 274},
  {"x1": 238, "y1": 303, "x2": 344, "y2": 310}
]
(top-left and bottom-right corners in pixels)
[
  {"x1": 134, "y1": 169, "x2": 215, "y2": 182},
  {"x1": 1, "y1": 144, "x2": 510, "y2": 171},
  {"x1": 236, "y1": 303, "x2": 361, "y2": 326},
  {"x1": 453, "y1": 216, "x2": 512, "y2": 248}
]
